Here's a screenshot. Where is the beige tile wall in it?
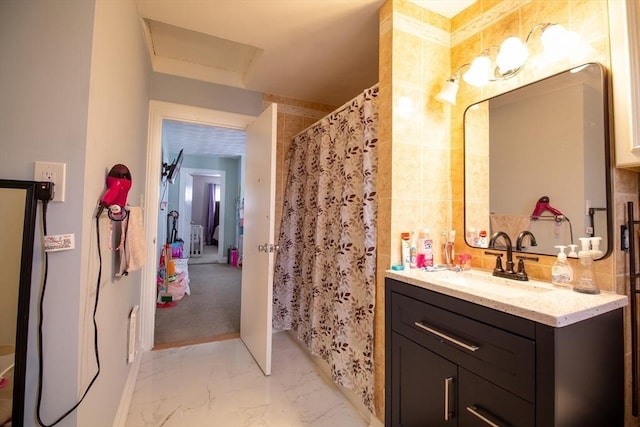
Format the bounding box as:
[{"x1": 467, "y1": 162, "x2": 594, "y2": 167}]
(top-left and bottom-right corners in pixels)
[
  {"x1": 377, "y1": 0, "x2": 454, "y2": 417},
  {"x1": 377, "y1": 0, "x2": 639, "y2": 424}
]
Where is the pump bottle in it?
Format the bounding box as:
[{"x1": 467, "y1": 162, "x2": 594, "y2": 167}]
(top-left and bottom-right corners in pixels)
[
  {"x1": 551, "y1": 245, "x2": 573, "y2": 287},
  {"x1": 574, "y1": 237, "x2": 600, "y2": 294}
]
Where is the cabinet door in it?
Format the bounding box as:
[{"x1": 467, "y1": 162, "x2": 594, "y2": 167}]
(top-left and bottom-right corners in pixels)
[
  {"x1": 458, "y1": 368, "x2": 535, "y2": 427},
  {"x1": 390, "y1": 333, "x2": 457, "y2": 427}
]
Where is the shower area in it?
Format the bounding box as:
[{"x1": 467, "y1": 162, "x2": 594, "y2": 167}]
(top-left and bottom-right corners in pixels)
[{"x1": 273, "y1": 84, "x2": 379, "y2": 413}]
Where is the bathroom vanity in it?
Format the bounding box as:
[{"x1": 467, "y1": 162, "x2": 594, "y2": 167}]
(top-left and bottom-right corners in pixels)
[{"x1": 385, "y1": 269, "x2": 628, "y2": 427}]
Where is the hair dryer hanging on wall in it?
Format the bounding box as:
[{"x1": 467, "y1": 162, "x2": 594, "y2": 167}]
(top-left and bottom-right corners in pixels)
[{"x1": 96, "y1": 164, "x2": 132, "y2": 221}]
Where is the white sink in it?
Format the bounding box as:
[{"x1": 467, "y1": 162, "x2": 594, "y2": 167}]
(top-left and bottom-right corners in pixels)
[{"x1": 427, "y1": 269, "x2": 554, "y2": 298}]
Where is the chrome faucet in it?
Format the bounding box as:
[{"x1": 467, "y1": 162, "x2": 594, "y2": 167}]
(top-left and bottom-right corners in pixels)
[
  {"x1": 516, "y1": 230, "x2": 537, "y2": 251},
  {"x1": 489, "y1": 231, "x2": 529, "y2": 281}
]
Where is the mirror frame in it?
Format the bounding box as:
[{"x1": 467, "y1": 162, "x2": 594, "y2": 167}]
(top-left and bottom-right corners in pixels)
[
  {"x1": 463, "y1": 63, "x2": 613, "y2": 259},
  {"x1": 0, "y1": 179, "x2": 38, "y2": 426}
]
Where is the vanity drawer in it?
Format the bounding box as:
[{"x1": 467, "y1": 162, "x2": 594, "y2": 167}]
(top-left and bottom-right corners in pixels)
[
  {"x1": 458, "y1": 368, "x2": 535, "y2": 427},
  {"x1": 391, "y1": 292, "x2": 535, "y2": 402}
]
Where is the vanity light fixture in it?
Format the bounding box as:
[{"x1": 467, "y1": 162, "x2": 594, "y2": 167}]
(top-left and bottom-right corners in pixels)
[
  {"x1": 434, "y1": 63, "x2": 470, "y2": 105},
  {"x1": 436, "y1": 23, "x2": 579, "y2": 104}
]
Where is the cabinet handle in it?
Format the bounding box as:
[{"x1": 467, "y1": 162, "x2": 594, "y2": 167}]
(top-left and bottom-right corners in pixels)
[
  {"x1": 414, "y1": 321, "x2": 480, "y2": 352},
  {"x1": 444, "y1": 377, "x2": 454, "y2": 421},
  {"x1": 466, "y1": 405, "x2": 504, "y2": 427}
]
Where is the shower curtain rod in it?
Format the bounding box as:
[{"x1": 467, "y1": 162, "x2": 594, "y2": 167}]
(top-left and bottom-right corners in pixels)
[{"x1": 290, "y1": 83, "x2": 379, "y2": 140}]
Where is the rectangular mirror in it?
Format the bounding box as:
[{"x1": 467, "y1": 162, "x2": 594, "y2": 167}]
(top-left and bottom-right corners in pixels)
[
  {"x1": 0, "y1": 180, "x2": 38, "y2": 426},
  {"x1": 464, "y1": 63, "x2": 612, "y2": 258}
]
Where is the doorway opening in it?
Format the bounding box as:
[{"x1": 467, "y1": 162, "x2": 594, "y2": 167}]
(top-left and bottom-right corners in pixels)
[
  {"x1": 154, "y1": 163, "x2": 244, "y2": 348},
  {"x1": 141, "y1": 101, "x2": 255, "y2": 352}
]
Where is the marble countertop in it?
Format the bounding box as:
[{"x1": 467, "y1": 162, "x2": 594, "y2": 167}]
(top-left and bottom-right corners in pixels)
[{"x1": 386, "y1": 268, "x2": 629, "y2": 327}]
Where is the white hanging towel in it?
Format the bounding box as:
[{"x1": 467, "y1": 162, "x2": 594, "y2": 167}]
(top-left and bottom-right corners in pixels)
[{"x1": 117, "y1": 206, "x2": 146, "y2": 276}]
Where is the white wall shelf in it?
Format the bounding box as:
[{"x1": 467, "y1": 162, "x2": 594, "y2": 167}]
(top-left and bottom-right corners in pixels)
[{"x1": 609, "y1": 0, "x2": 640, "y2": 169}]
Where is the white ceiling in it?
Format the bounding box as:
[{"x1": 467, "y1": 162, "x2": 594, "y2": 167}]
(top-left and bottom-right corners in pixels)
[
  {"x1": 162, "y1": 119, "x2": 246, "y2": 157},
  {"x1": 141, "y1": 0, "x2": 476, "y2": 157}
]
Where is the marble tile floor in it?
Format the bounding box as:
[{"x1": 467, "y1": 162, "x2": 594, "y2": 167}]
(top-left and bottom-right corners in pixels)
[{"x1": 125, "y1": 331, "x2": 370, "y2": 426}]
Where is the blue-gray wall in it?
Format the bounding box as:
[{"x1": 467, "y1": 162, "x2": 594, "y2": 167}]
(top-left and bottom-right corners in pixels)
[
  {"x1": 1, "y1": 0, "x2": 150, "y2": 425},
  {"x1": 1, "y1": 1, "x2": 265, "y2": 424}
]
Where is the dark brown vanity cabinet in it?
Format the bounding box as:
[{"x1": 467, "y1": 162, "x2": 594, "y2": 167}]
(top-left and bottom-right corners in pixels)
[{"x1": 385, "y1": 278, "x2": 624, "y2": 427}]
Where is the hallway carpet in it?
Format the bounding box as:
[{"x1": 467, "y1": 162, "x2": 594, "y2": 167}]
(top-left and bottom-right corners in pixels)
[{"x1": 154, "y1": 262, "x2": 241, "y2": 348}]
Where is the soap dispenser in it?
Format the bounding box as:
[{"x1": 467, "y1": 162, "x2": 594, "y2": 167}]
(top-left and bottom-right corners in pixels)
[
  {"x1": 551, "y1": 245, "x2": 573, "y2": 287},
  {"x1": 574, "y1": 237, "x2": 600, "y2": 294},
  {"x1": 568, "y1": 244, "x2": 578, "y2": 258},
  {"x1": 590, "y1": 236, "x2": 603, "y2": 259}
]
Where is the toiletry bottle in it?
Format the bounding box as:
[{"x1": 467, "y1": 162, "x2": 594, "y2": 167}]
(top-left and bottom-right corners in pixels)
[
  {"x1": 401, "y1": 232, "x2": 411, "y2": 269},
  {"x1": 423, "y1": 229, "x2": 434, "y2": 267},
  {"x1": 551, "y1": 245, "x2": 573, "y2": 287},
  {"x1": 467, "y1": 227, "x2": 478, "y2": 246},
  {"x1": 409, "y1": 231, "x2": 418, "y2": 268},
  {"x1": 416, "y1": 231, "x2": 427, "y2": 268},
  {"x1": 478, "y1": 230, "x2": 488, "y2": 248},
  {"x1": 568, "y1": 244, "x2": 578, "y2": 258},
  {"x1": 590, "y1": 236, "x2": 603, "y2": 259},
  {"x1": 575, "y1": 238, "x2": 600, "y2": 294}
]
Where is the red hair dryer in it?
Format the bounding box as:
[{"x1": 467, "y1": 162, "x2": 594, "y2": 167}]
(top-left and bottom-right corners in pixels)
[
  {"x1": 96, "y1": 164, "x2": 132, "y2": 221},
  {"x1": 531, "y1": 196, "x2": 564, "y2": 219}
]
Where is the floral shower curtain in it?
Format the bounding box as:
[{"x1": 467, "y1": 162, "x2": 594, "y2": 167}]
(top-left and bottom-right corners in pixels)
[{"x1": 273, "y1": 85, "x2": 378, "y2": 413}]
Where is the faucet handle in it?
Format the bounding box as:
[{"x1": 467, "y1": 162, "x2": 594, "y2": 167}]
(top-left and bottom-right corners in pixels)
[
  {"x1": 494, "y1": 254, "x2": 504, "y2": 272},
  {"x1": 516, "y1": 258, "x2": 528, "y2": 279}
]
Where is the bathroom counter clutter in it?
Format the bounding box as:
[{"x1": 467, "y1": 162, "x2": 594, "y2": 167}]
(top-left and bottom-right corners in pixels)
[{"x1": 385, "y1": 268, "x2": 628, "y2": 327}]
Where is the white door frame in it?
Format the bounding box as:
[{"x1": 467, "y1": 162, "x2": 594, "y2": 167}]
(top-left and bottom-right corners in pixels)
[
  {"x1": 141, "y1": 101, "x2": 254, "y2": 350},
  {"x1": 178, "y1": 168, "x2": 226, "y2": 259}
]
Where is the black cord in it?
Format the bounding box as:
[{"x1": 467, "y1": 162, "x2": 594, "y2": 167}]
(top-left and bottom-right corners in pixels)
[{"x1": 36, "y1": 203, "x2": 102, "y2": 427}]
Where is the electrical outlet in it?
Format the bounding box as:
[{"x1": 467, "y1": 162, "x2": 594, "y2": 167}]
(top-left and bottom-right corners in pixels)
[{"x1": 34, "y1": 161, "x2": 66, "y2": 202}]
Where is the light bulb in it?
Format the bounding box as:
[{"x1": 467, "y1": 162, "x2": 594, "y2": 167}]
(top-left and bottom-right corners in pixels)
[
  {"x1": 463, "y1": 54, "x2": 492, "y2": 87},
  {"x1": 541, "y1": 24, "x2": 578, "y2": 62},
  {"x1": 496, "y1": 36, "x2": 529, "y2": 75}
]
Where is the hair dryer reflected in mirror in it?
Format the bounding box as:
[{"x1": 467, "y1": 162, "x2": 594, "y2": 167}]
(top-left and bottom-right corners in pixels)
[
  {"x1": 96, "y1": 164, "x2": 132, "y2": 221},
  {"x1": 531, "y1": 196, "x2": 564, "y2": 219}
]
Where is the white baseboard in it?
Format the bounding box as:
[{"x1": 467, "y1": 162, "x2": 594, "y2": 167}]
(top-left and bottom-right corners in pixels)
[{"x1": 112, "y1": 353, "x2": 142, "y2": 427}]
